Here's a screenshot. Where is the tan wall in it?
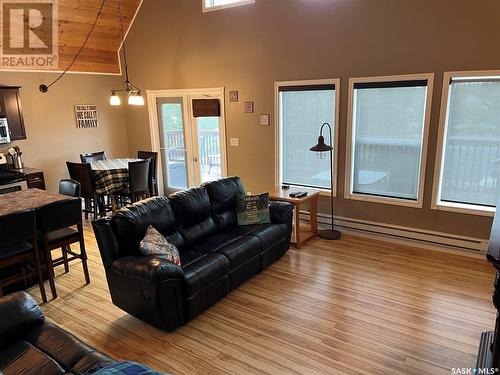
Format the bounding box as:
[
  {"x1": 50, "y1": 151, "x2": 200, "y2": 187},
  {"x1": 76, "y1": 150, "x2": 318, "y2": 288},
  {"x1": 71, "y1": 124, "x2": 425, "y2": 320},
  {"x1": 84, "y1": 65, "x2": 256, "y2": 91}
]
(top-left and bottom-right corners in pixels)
[
  {"x1": 123, "y1": 0, "x2": 500, "y2": 239},
  {"x1": 0, "y1": 72, "x2": 129, "y2": 192}
]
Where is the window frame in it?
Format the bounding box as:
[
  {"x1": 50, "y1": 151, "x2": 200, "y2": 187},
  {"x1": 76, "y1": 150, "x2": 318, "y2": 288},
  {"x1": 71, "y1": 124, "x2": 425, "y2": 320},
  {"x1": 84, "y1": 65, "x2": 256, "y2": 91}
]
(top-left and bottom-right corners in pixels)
[
  {"x1": 344, "y1": 73, "x2": 434, "y2": 208},
  {"x1": 274, "y1": 78, "x2": 340, "y2": 197},
  {"x1": 202, "y1": 0, "x2": 255, "y2": 12},
  {"x1": 431, "y1": 70, "x2": 500, "y2": 217}
]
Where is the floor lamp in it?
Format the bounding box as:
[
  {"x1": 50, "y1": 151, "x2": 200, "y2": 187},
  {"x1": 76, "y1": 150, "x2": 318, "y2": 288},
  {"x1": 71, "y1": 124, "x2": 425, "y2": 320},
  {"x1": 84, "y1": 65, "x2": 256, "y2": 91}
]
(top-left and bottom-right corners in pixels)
[{"x1": 309, "y1": 122, "x2": 341, "y2": 240}]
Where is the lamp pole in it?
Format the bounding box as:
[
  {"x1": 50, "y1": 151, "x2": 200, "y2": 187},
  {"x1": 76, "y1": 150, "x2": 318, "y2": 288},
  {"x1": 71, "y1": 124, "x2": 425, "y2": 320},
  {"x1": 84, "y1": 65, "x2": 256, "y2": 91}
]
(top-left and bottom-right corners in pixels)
[{"x1": 310, "y1": 122, "x2": 341, "y2": 240}]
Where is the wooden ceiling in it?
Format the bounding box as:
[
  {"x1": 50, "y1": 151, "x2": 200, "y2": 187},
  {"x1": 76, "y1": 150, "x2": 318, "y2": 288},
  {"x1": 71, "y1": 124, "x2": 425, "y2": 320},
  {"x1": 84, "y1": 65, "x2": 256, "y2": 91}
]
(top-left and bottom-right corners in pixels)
[{"x1": 3, "y1": 0, "x2": 143, "y2": 74}]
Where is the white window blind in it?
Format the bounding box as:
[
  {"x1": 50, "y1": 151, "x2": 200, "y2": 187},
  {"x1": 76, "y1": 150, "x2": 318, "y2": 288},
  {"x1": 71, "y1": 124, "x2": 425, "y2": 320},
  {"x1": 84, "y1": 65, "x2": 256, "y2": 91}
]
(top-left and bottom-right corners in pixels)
[
  {"x1": 439, "y1": 78, "x2": 500, "y2": 208},
  {"x1": 351, "y1": 80, "x2": 428, "y2": 200},
  {"x1": 280, "y1": 85, "x2": 335, "y2": 190}
]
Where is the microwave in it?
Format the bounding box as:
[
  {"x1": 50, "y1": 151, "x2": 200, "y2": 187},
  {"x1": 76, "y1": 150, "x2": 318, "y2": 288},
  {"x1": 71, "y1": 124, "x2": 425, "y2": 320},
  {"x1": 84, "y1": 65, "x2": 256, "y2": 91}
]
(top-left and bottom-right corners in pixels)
[{"x1": 0, "y1": 118, "x2": 10, "y2": 144}]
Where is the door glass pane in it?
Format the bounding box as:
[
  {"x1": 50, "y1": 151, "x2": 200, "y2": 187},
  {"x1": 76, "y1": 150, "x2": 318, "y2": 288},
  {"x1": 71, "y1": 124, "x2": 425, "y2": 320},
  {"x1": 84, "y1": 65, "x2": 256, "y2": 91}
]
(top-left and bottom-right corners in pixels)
[
  {"x1": 196, "y1": 117, "x2": 222, "y2": 183},
  {"x1": 280, "y1": 89, "x2": 335, "y2": 189},
  {"x1": 440, "y1": 80, "x2": 500, "y2": 207},
  {"x1": 352, "y1": 85, "x2": 427, "y2": 200},
  {"x1": 158, "y1": 100, "x2": 188, "y2": 191}
]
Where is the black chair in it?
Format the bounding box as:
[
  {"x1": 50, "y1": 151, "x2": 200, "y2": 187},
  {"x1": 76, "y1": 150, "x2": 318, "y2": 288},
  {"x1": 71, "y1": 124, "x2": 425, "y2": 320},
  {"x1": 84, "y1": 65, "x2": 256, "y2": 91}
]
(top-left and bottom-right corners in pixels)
[
  {"x1": 138, "y1": 150, "x2": 158, "y2": 196},
  {"x1": 59, "y1": 179, "x2": 81, "y2": 197},
  {"x1": 80, "y1": 151, "x2": 106, "y2": 164},
  {"x1": 0, "y1": 210, "x2": 47, "y2": 303},
  {"x1": 66, "y1": 162, "x2": 108, "y2": 219},
  {"x1": 38, "y1": 198, "x2": 90, "y2": 299},
  {"x1": 117, "y1": 159, "x2": 151, "y2": 204}
]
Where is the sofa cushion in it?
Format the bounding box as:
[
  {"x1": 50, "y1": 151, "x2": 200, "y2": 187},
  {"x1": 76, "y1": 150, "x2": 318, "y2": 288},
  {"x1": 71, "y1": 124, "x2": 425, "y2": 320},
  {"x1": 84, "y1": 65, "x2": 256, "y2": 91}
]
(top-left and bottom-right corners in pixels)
[
  {"x1": 24, "y1": 323, "x2": 93, "y2": 372},
  {"x1": 203, "y1": 177, "x2": 245, "y2": 231},
  {"x1": 0, "y1": 340, "x2": 65, "y2": 375},
  {"x1": 169, "y1": 187, "x2": 217, "y2": 246},
  {"x1": 112, "y1": 197, "x2": 184, "y2": 257},
  {"x1": 246, "y1": 223, "x2": 288, "y2": 249},
  {"x1": 181, "y1": 253, "x2": 230, "y2": 297},
  {"x1": 187, "y1": 232, "x2": 244, "y2": 254},
  {"x1": 216, "y1": 236, "x2": 261, "y2": 269}
]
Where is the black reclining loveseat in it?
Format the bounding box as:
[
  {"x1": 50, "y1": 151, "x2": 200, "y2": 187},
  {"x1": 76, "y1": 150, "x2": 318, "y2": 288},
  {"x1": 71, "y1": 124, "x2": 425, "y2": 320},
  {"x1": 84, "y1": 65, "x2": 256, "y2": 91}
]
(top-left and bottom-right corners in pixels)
[
  {"x1": 0, "y1": 291, "x2": 114, "y2": 375},
  {"x1": 92, "y1": 177, "x2": 293, "y2": 332}
]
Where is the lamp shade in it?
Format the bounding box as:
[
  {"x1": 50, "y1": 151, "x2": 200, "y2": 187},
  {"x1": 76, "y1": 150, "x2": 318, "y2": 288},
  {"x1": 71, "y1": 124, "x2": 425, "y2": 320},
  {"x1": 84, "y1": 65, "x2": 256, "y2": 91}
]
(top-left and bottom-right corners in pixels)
[
  {"x1": 110, "y1": 91, "x2": 121, "y2": 106},
  {"x1": 128, "y1": 92, "x2": 145, "y2": 106},
  {"x1": 309, "y1": 135, "x2": 333, "y2": 152}
]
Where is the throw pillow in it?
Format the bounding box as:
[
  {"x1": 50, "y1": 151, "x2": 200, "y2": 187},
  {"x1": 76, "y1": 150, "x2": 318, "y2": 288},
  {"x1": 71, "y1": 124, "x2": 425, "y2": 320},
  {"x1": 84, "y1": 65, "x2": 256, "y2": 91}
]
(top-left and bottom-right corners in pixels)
[
  {"x1": 236, "y1": 193, "x2": 271, "y2": 226},
  {"x1": 140, "y1": 226, "x2": 181, "y2": 266}
]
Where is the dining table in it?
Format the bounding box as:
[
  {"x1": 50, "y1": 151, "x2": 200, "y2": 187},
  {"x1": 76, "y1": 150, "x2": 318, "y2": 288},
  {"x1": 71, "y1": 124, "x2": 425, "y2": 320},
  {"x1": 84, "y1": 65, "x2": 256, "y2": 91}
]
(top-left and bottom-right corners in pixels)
[
  {"x1": 0, "y1": 188, "x2": 71, "y2": 217},
  {"x1": 90, "y1": 158, "x2": 142, "y2": 211}
]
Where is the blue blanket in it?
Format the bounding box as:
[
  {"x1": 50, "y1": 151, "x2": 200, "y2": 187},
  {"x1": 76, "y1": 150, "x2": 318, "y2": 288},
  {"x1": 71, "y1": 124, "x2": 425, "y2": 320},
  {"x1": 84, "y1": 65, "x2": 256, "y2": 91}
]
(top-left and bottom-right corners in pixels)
[{"x1": 91, "y1": 361, "x2": 167, "y2": 375}]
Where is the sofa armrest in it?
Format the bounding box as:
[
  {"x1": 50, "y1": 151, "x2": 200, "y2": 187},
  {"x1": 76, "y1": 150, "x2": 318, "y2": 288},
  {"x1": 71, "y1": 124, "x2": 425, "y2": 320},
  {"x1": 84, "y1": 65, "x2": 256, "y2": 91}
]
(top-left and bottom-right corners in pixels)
[
  {"x1": 0, "y1": 291, "x2": 44, "y2": 348},
  {"x1": 111, "y1": 256, "x2": 184, "y2": 283},
  {"x1": 269, "y1": 201, "x2": 294, "y2": 225}
]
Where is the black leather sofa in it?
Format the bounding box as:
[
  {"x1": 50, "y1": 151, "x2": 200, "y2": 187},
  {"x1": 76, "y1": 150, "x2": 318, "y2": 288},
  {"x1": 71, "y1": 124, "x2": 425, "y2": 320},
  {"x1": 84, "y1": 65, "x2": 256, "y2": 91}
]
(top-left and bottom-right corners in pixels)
[
  {"x1": 0, "y1": 291, "x2": 114, "y2": 375},
  {"x1": 92, "y1": 177, "x2": 293, "y2": 332}
]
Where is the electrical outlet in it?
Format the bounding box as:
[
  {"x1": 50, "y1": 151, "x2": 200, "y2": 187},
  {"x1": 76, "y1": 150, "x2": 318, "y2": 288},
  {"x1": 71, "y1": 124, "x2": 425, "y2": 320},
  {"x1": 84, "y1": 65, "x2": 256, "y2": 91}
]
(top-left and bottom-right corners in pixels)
[{"x1": 230, "y1": 138, "x2": 240, "y2": 147}]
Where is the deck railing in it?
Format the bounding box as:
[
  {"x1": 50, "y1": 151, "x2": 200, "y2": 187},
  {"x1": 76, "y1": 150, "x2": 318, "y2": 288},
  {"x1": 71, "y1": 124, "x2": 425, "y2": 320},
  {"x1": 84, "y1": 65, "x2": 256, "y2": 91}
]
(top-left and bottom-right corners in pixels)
[{"x1": 165, "y1": 130, "x2": 220, "y2": 167}]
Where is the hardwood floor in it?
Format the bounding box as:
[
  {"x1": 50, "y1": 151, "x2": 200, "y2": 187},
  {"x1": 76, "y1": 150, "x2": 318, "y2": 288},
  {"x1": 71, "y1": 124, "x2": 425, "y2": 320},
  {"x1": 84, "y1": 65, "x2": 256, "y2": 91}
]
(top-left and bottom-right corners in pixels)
[{"x1": 27, "y1": 222, "x2": 496, "y2": 375}]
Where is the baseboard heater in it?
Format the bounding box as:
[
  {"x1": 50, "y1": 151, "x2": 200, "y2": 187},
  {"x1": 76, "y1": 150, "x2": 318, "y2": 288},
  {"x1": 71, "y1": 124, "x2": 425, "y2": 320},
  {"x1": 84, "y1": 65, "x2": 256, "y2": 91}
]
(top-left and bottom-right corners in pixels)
[{"x1": 299, "y1": 211, "x2": 489, "y2": 254}]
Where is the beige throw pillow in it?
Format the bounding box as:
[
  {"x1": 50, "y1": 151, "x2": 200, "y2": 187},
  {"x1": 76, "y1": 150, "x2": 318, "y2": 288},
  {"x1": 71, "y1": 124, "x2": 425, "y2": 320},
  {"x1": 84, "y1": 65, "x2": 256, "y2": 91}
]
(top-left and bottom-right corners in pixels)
[{"x1": 139, "y1": 225, "x2": 181, "y2": 266}]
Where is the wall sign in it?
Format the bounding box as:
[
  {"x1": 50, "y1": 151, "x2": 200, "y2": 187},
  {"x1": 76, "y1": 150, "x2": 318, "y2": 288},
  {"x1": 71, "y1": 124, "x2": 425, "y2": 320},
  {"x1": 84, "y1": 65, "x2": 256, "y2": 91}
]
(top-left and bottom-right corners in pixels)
[
  {"x1": 244, "y1": 101, "x2": 254, "y2": 113},
  {"x1": 229, "y1": 90, "x2": 239, "y2": 102},
  {"x1": 75, "y1": 104, "x2": 99, "y2": 128}
]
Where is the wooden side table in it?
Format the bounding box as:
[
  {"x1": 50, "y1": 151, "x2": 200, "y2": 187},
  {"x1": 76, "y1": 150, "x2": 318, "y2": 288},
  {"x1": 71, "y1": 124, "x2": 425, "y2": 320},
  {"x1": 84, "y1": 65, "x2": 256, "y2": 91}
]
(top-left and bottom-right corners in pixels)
[{"x1": 270, "y1": 187, "x2": 319, "y2": 248}]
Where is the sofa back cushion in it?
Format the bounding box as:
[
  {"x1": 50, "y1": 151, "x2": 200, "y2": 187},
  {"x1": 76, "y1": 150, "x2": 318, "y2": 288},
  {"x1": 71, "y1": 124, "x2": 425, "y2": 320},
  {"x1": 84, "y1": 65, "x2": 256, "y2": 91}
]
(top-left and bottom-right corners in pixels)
[
  {"x1": 169, "y1": 187, "x2": 217, "y2": 246},
  {"x1": 203, "y1": 177, "x2": 245, "y2": 231},
  {"x1": 112, "y1": 196, "x2": 184, "y2": 256}
]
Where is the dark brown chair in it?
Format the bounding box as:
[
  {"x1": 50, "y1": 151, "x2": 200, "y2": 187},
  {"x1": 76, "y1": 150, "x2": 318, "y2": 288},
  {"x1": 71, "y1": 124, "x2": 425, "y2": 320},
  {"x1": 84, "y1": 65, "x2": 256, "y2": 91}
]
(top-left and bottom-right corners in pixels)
[
  {"x1": 38, "y1": 198, "x2": 90, "y2": 299},
  {"x1": 80, "y1": 151, "x2": 106, "y2": 164},
  {"x1": 117, "y1": 159, "x2": 151, "y2": 204},
  {"x1": 0, "y1": 210, "x2": 47, "y2": 303},
  {"x1": 66, "y1": 162, "x2": 107, "y2": 219},
  {"x1": 59, "y1": 179, "x2": 81, "y2": 197},
  {"x1": 138, "y1": 150, "x2": 158, "y2": 196}
]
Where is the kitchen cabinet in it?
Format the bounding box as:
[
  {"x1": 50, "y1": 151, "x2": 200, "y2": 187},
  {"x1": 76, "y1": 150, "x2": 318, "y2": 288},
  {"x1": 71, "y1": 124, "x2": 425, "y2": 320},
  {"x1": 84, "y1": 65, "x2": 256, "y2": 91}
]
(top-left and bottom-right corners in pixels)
[{"x1": 0, "y1": 86, "x2": 26, "y2": 141}]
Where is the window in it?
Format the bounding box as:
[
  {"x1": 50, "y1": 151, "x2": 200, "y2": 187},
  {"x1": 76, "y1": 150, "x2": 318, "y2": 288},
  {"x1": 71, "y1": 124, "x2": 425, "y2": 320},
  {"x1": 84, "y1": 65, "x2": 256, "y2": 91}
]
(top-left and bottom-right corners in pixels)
[
  {"x1": 203, "y1": 0, "x2": 254, "y2": 12},
  {"x1": 345, "y1": 75, "x2": 433, "y2": 206},
  {"x1": 433, "y1": 72, "x2": 500, "y2": 214},
  {"x1": 276, "y1": 80, "x2": 339, "y2": 192}
]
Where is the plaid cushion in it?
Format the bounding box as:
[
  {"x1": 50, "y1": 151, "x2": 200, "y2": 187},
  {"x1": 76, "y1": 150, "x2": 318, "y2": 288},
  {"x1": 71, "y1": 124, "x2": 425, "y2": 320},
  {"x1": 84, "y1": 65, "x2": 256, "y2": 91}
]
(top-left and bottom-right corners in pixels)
[{"x1": 90, "y1": 361, "x2": 166, "y2": 375}]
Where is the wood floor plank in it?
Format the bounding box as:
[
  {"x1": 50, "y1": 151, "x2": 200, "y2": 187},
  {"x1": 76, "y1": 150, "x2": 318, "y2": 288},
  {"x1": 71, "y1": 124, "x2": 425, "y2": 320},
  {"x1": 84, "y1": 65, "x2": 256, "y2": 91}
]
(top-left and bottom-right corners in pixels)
[{"x1": 24, "y1": 221, "x2": 496, "y2": 374}]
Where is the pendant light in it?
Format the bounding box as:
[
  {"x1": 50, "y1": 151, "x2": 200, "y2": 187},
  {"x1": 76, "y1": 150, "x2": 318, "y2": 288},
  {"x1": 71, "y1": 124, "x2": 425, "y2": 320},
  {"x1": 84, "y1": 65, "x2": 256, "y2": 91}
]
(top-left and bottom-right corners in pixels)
[{"x1": 109, "y1": 0, "x2": 144, "y2": 106}]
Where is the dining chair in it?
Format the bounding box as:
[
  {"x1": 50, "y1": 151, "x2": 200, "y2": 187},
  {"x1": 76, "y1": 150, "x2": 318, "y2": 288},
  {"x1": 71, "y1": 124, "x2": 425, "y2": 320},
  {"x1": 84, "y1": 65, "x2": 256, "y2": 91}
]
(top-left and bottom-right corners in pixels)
[
  {"x1": 137, "y1": 150, "x2": 158, "y2": 196},
  {"x1": 37, "y1": 198, "x2": 90, "y2": 299},
  {"x1": 66, "y1": 162, "x2": 108, "y2": 219},
  {"x1": 80, "y1": 151, "x2": 106, "y2": 164},
  {"x1": 0, "y1": 210, "x2": 47, "y2": 303},
  {"x1": 117, "y1": 159, "x2": 151, "y2": 204},
  {"x1": 59, "y1": 179, "x2": 81, "y2": 197}
]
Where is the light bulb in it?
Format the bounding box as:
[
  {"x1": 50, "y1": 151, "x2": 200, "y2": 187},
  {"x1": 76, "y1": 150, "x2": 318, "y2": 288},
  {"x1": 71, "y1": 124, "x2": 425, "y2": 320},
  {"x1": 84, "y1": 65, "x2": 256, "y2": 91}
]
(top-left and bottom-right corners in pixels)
[{"x1": 110, "y1": 91, "x2": 121, "y2": 106}]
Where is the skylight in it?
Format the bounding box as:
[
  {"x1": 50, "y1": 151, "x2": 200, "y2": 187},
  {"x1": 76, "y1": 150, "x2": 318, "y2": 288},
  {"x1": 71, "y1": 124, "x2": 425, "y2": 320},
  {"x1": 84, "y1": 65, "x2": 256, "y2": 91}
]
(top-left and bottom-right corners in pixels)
[{"x1": 203, "y1": 0, "x2": 255, "y2": 12}]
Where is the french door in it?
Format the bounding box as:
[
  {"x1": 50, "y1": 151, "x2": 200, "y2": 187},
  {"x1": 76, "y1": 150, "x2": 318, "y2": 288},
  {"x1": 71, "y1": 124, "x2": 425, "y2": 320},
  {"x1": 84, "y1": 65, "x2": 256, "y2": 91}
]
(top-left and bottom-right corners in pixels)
[{"x1": 147, "y1": 88, "x2": 227, "y2": 195}]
